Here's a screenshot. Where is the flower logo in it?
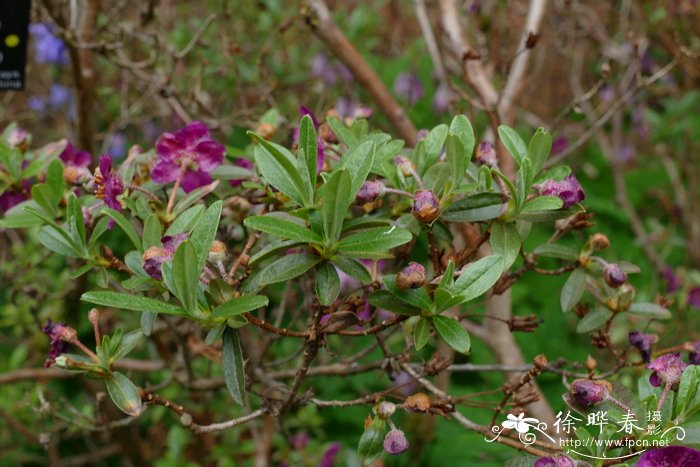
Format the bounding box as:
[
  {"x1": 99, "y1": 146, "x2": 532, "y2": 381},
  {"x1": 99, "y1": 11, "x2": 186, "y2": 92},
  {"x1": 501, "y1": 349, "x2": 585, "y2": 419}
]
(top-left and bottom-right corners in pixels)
[{"x1": 501, "y1": 413, "x2": 540, "y2": 434}]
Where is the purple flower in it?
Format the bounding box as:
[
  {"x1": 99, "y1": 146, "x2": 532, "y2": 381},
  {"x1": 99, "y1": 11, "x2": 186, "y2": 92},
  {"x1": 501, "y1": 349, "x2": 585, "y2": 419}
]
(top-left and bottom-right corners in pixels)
[
  {"x1": 637, "y1": 446, "x2": 700, "y2": 467},
  {"x1": 335, "y1": 97, "x2": 372, "y2": 122},
  {"x1": 396, "y1": 262, "x2": 426, "y2": 289},
  {"x1": 49, "y1": 84, "x2": 71, "y2": 109},
  {"x1": 60, "y1": 143, "x2": 91, "y2": 168},
  {"x1": 95, "y1": 155, "x2": 124, "y2": 212},
  {"x1": 142, "y1": 233, "x2": 188, "y2": 280},
  {"x1": 0, "y1": 190, "x2": 28, "y2": 214},
  {"x1": 29, "y1": 23, "x2": 68, "y2": 65},
  {"x1": 28, "y1": 96, "x2": 47, "y2": 113},
  {"x1": 688, "y1": 287, "x2": 700, "y2": 309},
  {"x1": 289, "y1": 431, "x2": 309, "y2": 450},
  {"x1": 539, "y1": 174, "x2": 585, "y2": 209},
  {"x1": 108, "y1": 132, "x2": 127, "y2": 158},
  {"x1": 534, "y1": 456, "x2": 575, "y2": 467},
  {"x1": 42, "y1": 319, "x2": 72, "y2": 368},
  {"x1": 603, "y1": 263, "x2": 627, "y2": 288},
  {"x1": 310, "y1": 53, "x2": 352, "y2": 87},
  {"x1": 662, "y1": 267, "x2": 681, "y2": 293},
  {"x1": 432, "y1": 83, "x2": 451, "y2": 114},
  {"x1": 318, "y1": 442, "x2": 341, "y2": 467},
  {"x1": 230, "y1": 158, "x2": 254, "y2": 187},
  {"x1": 629, "y1": 331, "x2": 658, "y2": 362},
  {"x1": 292, "y1": 107, "x2": 324, "y2": 173},
  {"x1": 151, "y1": 122, "x2": 225, "y2": 193},
  {"x1": 647, "y1": 353, "x2": 688, "y2": 388},
  {"x1": 393, "y1": 72, "x2": 424, "y2": 106},
  {"x1": 383, "y1": 429, "x2": 409, "y2": 455},
  {"x1": 689, "y1": 341, "x2": 700, "y2": 365},
  {"x1": 412, "y1": 189, "x2": 440, "y2": 223},
  {"x1": 551, "y1": 137, "x2": 568, "y2": 156},
  {"x1": 476, "y1": 141, "x2": 498, "y2": 167},
  {"x1": 570, "y1": 379, "x2": 611, "y2": 407}
]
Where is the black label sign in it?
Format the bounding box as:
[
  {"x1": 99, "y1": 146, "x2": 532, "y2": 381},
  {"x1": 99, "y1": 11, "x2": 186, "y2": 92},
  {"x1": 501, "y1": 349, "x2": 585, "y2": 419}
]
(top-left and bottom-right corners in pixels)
[{"x1": 0, "y1": 0, "x2": 31, "y2": 90}]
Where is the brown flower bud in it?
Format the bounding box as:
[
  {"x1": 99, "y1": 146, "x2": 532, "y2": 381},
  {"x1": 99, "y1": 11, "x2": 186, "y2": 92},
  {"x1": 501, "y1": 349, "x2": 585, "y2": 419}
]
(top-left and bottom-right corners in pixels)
[
  {"x1": 412, "y1": 189, "x2": 440, "y2": 223},
  {"x1": 209, "y1": 240, "x2": 227, "y2": 262},
  {"x1": 396, "y1": 262, "x2": 426, "y2": 289},
  {"x1": 508, "y1": 314, "x2": 540, "y2": 333},
  {"x1": 533, "y1": 354, "x2": 548, "y2": 370},
  {"x1": 63, "y1": 166, "x2": 91, "y2": 184},
  {"x1": 256, "y1": 122, "x2": 276, "y2": 140},
  {"x1": 405, "y1": 392, "x2": 431, "y2": 412},
  {"x1": 589, "y1": 233, "x2": 610, "y2": 250},
  {"x1": 374, "y1": 401, "x2": 396, "y2": 419},
  {"x1": 585, "y1": 355, "x2": 597, "y2": 372}
]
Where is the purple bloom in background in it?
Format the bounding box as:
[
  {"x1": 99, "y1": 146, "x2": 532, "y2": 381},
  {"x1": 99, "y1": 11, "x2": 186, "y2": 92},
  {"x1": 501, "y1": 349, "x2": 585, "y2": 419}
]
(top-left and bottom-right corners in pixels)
[
  {"x1": 230, "y1": 158, "x2": 254, "y2": 187},
  {"x1": 108, "y1": 132, "x2": 127, "y2": 158},
  {"x1": 289, "y1": 432, "x2": 309, "y2": 450},
  {"x1": 689, "y1": 341, "x2": 700, "y2": 365},
  {"x1": 28, "y1": 96, "x2": 47, "y2": 113},
  {"x1": 539, "y1": 174, "x2": 585, "y2": 208},
  {"x1": 629, "y1": 331, "x2": 657, "y2": 362},
  {"x1": 534, "y1": 456, "x2": 575, "y2": 467},
  {"x1": 432, "y1": 83, "x2": 451, "y2": 114},
  {"x1": 662, "y1": 267, "x2": 681, "y2": 293},
  {"x1": 95, "y1": 155, "x2": 124, "y2": 212},
  {"x1": 42, "y1": 319, "x2": 71, "y2": 368},
  {"x1": 637, "y1": 446, "x2": 700, "y2": 467},
  {"x1": 318, "y1": 442, "x2": 341, "y2": 467},
  {"x1": 29, "y1": 23, "x2": 68, "y2": 65},
  {"x1": 647, "y1": 353, "x2": 688, "y2": 388},
  {"x1": 0, "y1": 190, "x2": 28, "y2": 214},
  {"x1": 151, "y1": 122, "x2": 225, "y2": 192},
  {"x1": 310, "y1": 53, "x2": 352, "y2": 86},
  {"x1": 49, "y1": 84, "x2": 71, "y2": 109},
  {"x1": 599, "y1": 84, "x2": 615, "y2": 103},
  {"x1": 335, "y1": 97, "x2": 372, "y2": 121},
  {"x1": 60, "y1": 143, "x2": 91, "y2": 168},
  {"x1": 293, "y1": 106, "x2": 325, "y2": 172},
  {"x1": 688, "y1": 287, "x2": 700, "y2": 309},
  {"x1": 142, "y1": 233, "x2": 188, "y2": 280},
  {"x1": 551, "y1": 137, "x2": 568, "y2": 156},
  {"x1": 616, "y1": 144, "x2": 635, "y2": 163},
  {"x1": 383, "y1": 429, "x2": 409, "y2": 455},
  {"x1": 632, "y1": 107, "x2": 650, "y2": 139},
  {"x1": 393, "y1": 72, "x2": 424, "y2": 106}
]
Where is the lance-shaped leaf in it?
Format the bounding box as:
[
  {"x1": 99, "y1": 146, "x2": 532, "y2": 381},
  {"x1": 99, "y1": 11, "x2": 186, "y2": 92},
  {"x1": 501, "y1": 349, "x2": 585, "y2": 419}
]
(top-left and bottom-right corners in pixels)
[
  {"x1": 498, "y1": 125, "x2": 528, "y2": 167},
  {"x1": 222, "y1": 327, "x2": 247, "y2": 405},
  {"x1": 142, "y1": 214, "x2": 162, "y2": 250},
  {"x1": 105, "y1": 372, "x2": 142, "y2": 416},
  {"x1": 321, "y1": 169, "x2": 352, "y2": 243},
  {"x1": 561, "y1": 268, "x2": 586, "y2": 312},
  {"x1": 576, "y1": 307, "x2": 613, "y2": 333},
  {"x1": 255, "y1": 253, "x2": 321, "y2": 288},
  {"x1": 337, "y1": 141, "x2": 376, "y2": 199},
  {"x1": 627, "y1": 303, "x2": 672, "y2": 320},
  {"x1": 315, "y1": 262, "x2": 341, "y2": 306},
  {"x1": 81, "y1": 291, "x2": 188, "y2": 316},
  {"x1": 451, "y1": 255, "x2": 504, "y2": 302},
  {"x1": 528, "y1": 127, "x2": 552, "y2": 174},
  {"x1": 211, "y1": 295, "x2": 269, "y2": 319},
  {"x1": 414, "y1": 317, "x2": 431, "y2": 350},
  {"x1": 522, "y1": 195, "x2": 563, "y2": 212},
  {"x1": 298, "y1": 114, "x2": 318, "y2": 183},
  {"x1": 173, "y1": 241, "x2": 199, "y2": 313},
  {"x1": 533, "y1": 243, "x2": 579, "y2": 261},
  {"x1": 433, "y1": 316, "x2": 471, "y2": 354},
  {"x1": 442, "y1": 193, "x2": 506, "y2": 222},
  {"x1": 449, "y1": 114, "x2": 475, "y2": 159},
  {"x1": 250, "y1": 132, "x2": 311, "y2": 206},
  {"x1": 332, "y1": 256, "x2": 372, "y2": 283},
  {"x1": 336, "y1": 226, "x2": 412, "y2": 259},
  {"x1": 190, "y1": 200, "x2": 223, "y2": 273},
  {"x1": 384, "y1": 275, "x2": 433, "y2": 311},
  {"x1": 244, "y1": 215, "x2": 322, "y2": 244},
  {"x1": 368, "y1": 291, "x2": 420, "y2": 316},
  {"x1": 100, "y1": 208, "x2": 142, "y2": 252},
  {"x1": 358, "y1": 419, "x2": 387, "y2": 464},
  {"x1": 490, "y1": 222, "x2": 521, "y2": 270},
  {"x1": 445, "y1": 134, "x2": 467, "y2": 187}
]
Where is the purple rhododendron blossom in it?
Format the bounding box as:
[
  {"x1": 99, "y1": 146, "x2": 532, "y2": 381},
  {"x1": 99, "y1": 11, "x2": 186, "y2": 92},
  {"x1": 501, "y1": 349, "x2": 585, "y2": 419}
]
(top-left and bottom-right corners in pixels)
[
  {"x1": 539, "y1": 174, "x2": 586, "y2": 208},
  {"x1": 42, "y1": 319, "x2": 71, "y2": 368},
  {"x1": 60, "y1": 143, "x2": 91, "y2": 168},
  {"x1": 95, "y1": 155, "x2": 124, "y2": 212},
  {"x1": 647, "y1": 353, "x2": 688, "y2": 387},
  {"x1": 629, "y1": 331, "x2": 657, "y2": 362},
  {"x1": 393, "y1": 72, "x2": 424, "y2": 106},
  {"x1": 637, "y1": 446, "x2": 700, "y2": 467},
  {"x1": 318, "y1": 442, "x2": 341, "y2": 467},
  {"x1": 151, "y1": 122, "x2": 225, "y2": 193},
  {"x1": 230, "y1": 158, "x2": 254, "y2": 187},
  {"x1": 551, "y1": 137, "x2": 568, "y2": 156},
  {"x1": 310, "y1": 53, "x2": 352, "y2": 86},
  {"x1": 29, "y1": 23, "x2": 68, "y2": 65}
]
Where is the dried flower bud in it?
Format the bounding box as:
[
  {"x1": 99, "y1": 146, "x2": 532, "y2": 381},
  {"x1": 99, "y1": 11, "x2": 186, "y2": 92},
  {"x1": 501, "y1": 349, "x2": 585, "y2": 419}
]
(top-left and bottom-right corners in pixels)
[
  {"x1": 7, "y1": 127, "x2": 29, "y2": 149},
  {"x1": 63, "y1": 166, "x2": 91, "y2": 184},
  {"x1": 647, "y1": 353, "x2": 688, "y2": 389},
  {"x1": 476, "y1": 141, "x2": 498, "y2": 167},
  {"x1": 589, "y1": 233, "x2": 609, "y2": 251},
  {"x1": 508, "y1": 314, "x2": 540, "y2": 332},
  {"x1": 603, "y1": 263, "x2": 627, "y2": 288},
  {"x1": 383, "y1": 429, "x2": 409, "y2": 455},
  {"x1": 208, "y1": 240, "x2": 227, "y2": 262},
  {"x1": 533, "y1": 354, "x2": 548, "y2": 370},
  {"x1": 405, "y1": 392, "x2": 431, "y2": 412},
  {"x1": 356, "y1": 180, "x2": 385, "y2": 204},
  {"x1": 412, "y1": 189, "x2": 440, "y2": 223},
  {"x1": 570, "y1": 379, "x2": 612, "y2": 407},
  {"x1": 396, "y1": 262, "x2": 426, "y2": 289},
  {"x1": 256, "y1": 122, "x2": 276, "y2": 140},
  {"x1": 629, "y1": 331, "x2": 658, "y2": 363},
  {"x1": 393, "y1": 156, "x2": 416, "y2": 177},
  {"x1": 374, "y1": 401, "x2": 396, "y2": 419}
]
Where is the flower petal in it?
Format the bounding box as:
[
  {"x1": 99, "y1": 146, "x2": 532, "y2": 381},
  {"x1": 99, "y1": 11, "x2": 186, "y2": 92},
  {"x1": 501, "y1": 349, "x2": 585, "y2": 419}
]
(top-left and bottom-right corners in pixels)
[
  {"x1": 181, "y1": 169, "x2": 212, "y2": 193},
  {"x1": 151, "y1": 159, "x2": 180, "y2": 184},
  {"x1": 155, "y1": 132, "x2": 181, "y2": 159},
  {"x1": 195, "y1": 140, "x2": 225, "y2": 170},
  {"x1": 176, "y1": 121, "x2": 210, "y2": 148}
]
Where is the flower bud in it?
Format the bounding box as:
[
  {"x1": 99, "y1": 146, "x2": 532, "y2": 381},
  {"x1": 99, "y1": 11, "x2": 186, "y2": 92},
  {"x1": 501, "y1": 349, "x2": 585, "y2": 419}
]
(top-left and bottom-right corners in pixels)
[
  {"x1": 383, "y1": 429, "x2": 409, "y2": 455},
  {"x1": 393, "y1": 156, "x2": 416, "y2": 177},
  {"x1": 538, "y1": 174, "x2": 586, "y2": 209},
  {"x1": 374, "y1": 401, "x2": 396, "y2": 419},
  {"x1": 396, "y1": 262, "x2": 426, "y2": 289},
  {"x1": 405, "y1": 393, "x2": 431, "y2": 412},
  {"x1": 318, "y1": 122, "x2": 338, "y2": 144},
  {"x1": 476, "y1": 141, "x2": 498, "y2": 167},
  {"x1": 88, "y1": 308, "x2": 99, "y2": 326},
  {"x1": 570, "y1": 379, "x2": 612, "y2": 407},
  {"x1": 647, "y1": 353, "x2": 688, "y2": 389},
  {"x1": 356, "y1": 180, "x2": 385, "y2": 204},
  {"x1": 629, "y1": 331, "x2": 658, "y2": 363},
  {"x1": 508, "y1": 315, "x2": 540, "y2": 333},
  {"x1": 603, "y1": 263, "x2": 627, "y2": 288},
  {"x1": 590, "y1": 233, "x2": 610, "y2": 250},
  {"x1": 412, "y1": 189, "x2": 440, "y2": 223},
  {"x1": 208, "y1": 240, "x2": 227, "y2": 262},
  {"x1": 63, "y1": 166, "x2": 91, "y2": 184},
  {"x1": 142, "y1": 247, "x2": 169, "y2": 280},
  {"x1": 256, "y1": 122, "x2": 276, "y2": 140}
]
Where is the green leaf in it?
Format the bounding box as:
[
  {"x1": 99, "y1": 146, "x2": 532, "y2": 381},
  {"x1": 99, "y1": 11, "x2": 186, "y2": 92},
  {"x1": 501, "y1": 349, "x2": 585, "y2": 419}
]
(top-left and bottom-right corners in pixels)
[
  {"x1": 498, "y1": 125, "x2": 528, "y2": 166},
  {"x1": 211, "y1": 295, "x2": 269, "y2": 319},
  {"x1": 190, "y1": 200, "x2": 223, "y2": 273},
  {"x1": 170, "y1": 182, "x2": 219, "y2": 216},
  {"x1": 517, "y1": 207, "x2": 581, "y2": 222},
  {"x1": 452, "y1": 255, "x2": 504, "y2": 302},
  {"x1": 250, "y1": 132, "x2": 310, "y2": 206},
  {"x1": 111, "y1": 330, "x2": 142, "y2": 361},
  {"x1": 141, "y1": 311, "x2": 157, "y2": 336},
  {"x1": 576, "y1": 307, "x2": 613, "y2": 333},
  {"x1": 249, "y1": 239, "x2": 305, "y2": 265},
  {"x1": 368, "y1": 290, "x2": 420, "y2": 316},
  {"x1": 422, "y1": 124, "x2": 448, "y2": 163},
  {"x1": 172, "y1": 241, "x2": 199, "y2": 313},
  {"x1": 358, "y1": 419, "x2": 386, "y2": 464},
  {"x1": 384, "y1": 275, "x2": 433, "y2": 311},
  {"x1": 533, "y1": 243, "x2": 579, "y2": 261},
  {"x1": 449, "y1": 114, "x2": 475, "y2": 161},
  {"x1": 332, "y1": 256, "x2": 372, "y2": 283},
  {"x1": 336, "y1": 226, "x2": 412, "y2": 258},
  {"x1": 445, "y1": 134, "x2": 467, "y2": 187},
  {"x1": 442, "y1": 193, "x2": 506, "y2": 222},
  {"x1": 255, "y1": 253, "x2": 321, "y2": 288},
  {"x1": 315, "y1": 262, "x2": 340, "y2": 306},
  {"x1": 528, "y1": 128, "x2": 552, "y2": 174},
  {"x1": 627, "y1": 303, "x2": 672, "y2": 320},
  {"x1": 322, "y1": 169, "x2": 352, "y2": 243},
  {"x1": 102, "y1": 208, "x2": 143, "y2": 252},
  {"x1": 67, "y1": 194, "x2": 86, "y2": 247},
  {"x1": 142, "y1": 214, "x2": 162, "y2": 250},
  {"x1": 222, "y1": 327, "x2": 247, "y2": 405},
  {"x1": 46, "y1": 158, "x2": 65, "y2": 199},
  {"x1": 326, "y1": 116, "x2": 357, "y2": 147},
  {"x1": 31, "y1": 184, "x2": 59, "y2": 216},
  {"x1": 561, "y1": 268, "x2": 586, "y2": 312},
  {"x1": 244, "y1": 215, "x2": 322, "y2": 244},
  {"x1": 522, "y1": 196, "x2": 563, "y2": 212},
  {"x1": 105, "y1": 372, "x2": 142, "y2": 416},
  {"x1": 414, "y1": 317, "x2": 430, "y2": 350},
  {"x1": 676, "y1": 365, "x2": 699, "y2": 418},
  {"x1": 433, "y1": 316, "x2": 471, "y2": 354},
  {"x1": 81, "y1": 291, "x2": 188, "y2": 316},
  {"x1": 514, "y1": 158, "x2": 533, "y2": 208},
  {"x1": 490, "y1": 222, "x2": 521, "y2": 269},
  {"x1": 205, "y1": 324, "x2": 226, "y2": 345},
  {"x1": 337, "y1": 141, "x2": 376, "y2": 200},
  {"x1": 37, "y1": 226, "x2": 82, "y2": 258},
  {"x1": 299, "y1": 114, "x2": 318, "y2": 184}
]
